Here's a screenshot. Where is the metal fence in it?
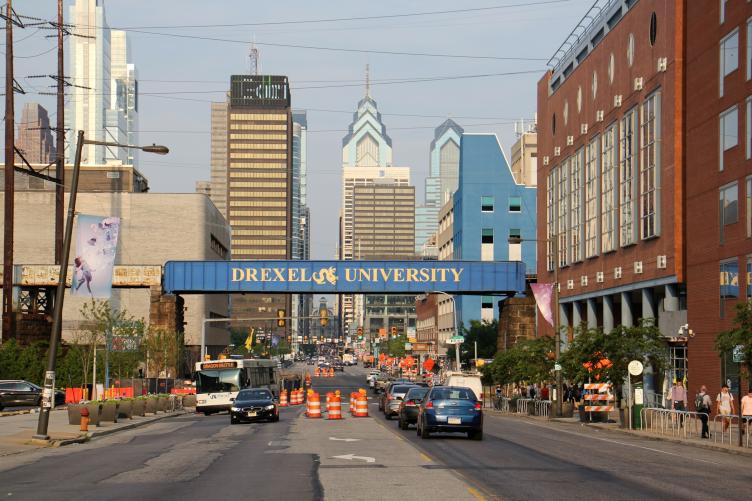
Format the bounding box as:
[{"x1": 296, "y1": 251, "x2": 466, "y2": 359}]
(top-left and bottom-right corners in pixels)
[
  {"x1": 640, "y1": 408, "x2": 707, "y2": 440},
  {"x1": 534, "y1": 400, "x2": 551, "y2": 418},
  {"x1": 713, "y1": 415, "x2": 751, "y2": 448},
  {"x1": 516, "y1": 398, "x2": 533, "y2": 414}
]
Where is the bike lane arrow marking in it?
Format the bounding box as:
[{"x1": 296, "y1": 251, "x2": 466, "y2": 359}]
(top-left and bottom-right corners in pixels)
[{"x1": 332, "y1": 454, "x2": 375, "y2": 463}]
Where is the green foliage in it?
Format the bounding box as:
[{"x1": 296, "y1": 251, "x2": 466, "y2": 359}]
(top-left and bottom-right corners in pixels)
[
  {"x1": 716, "y1": 300, "x2": 752, "y2": 373},
  {"x1": 460, "y1": 320, "x2": 499, "y2": 364},
  {"x1": 57, "y1": 344, "x2": 86, "y2": 388},
  {"x1": 0, "y1": 339, "x2": 25, "y2": 380},
  {"x1": 483, "y1": 336, "x2": 555, "y2": 385},
  {"x1": 142, "y1": 327, "x2": 183, "y2": 378},
  {"x1": 560, "y1": 320, "x2": 666, "y2": 398},
  {"x1": 385, "y1": 334, "x2": 407, "y2": 358}
]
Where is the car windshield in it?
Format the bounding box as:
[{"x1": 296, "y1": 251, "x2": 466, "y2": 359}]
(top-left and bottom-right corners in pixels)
[
  {"x1": 430, "y1": 388, "x2": 476, "y2": 401},
  {"x1": 391, "y1": 385, "x2": 415, "y2": 395},
  {"x1": 237, "y1": 389, "x2": 272, "y2": 400},
  {"x1": 405, "y1": 388, "x2": 429, "y2": 400},
  {"x1": 195, "y1": 369, "x2": 241, "y2": 393}
]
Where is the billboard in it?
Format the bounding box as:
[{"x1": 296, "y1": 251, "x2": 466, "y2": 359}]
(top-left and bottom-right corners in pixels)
[{"x1": 72, "y1": 215, "x2": 120, "y2": 298}]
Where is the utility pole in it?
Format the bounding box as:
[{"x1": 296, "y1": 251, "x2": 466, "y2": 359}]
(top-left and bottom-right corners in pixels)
[
  {"x1": 553, "y1": 235, "x2": 562, "y2": 418},
  {"x1": 3, "y1": 0, "x2": 16, "y2": 342},
  {"x1": 55, "y1": 0, "x2": 64, "y2": 263}
]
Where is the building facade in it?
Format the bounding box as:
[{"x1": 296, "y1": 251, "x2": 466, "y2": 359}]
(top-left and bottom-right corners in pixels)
[
  {"x1": 226, "y1": 75, "x2": 292, "y2": 337},
  {"x1": 510, "y1": 129, "x2": 538, "y2": 187},
  {"x1": 352, "y1": 182, "x2": 415, "y2": 259},
  {"x1": 292, "y1": 111, "x2": 311, "y2": 345},
  {"x1": 686, "y1": 0, "x2": 752, "y2": 395},
  {"x1": 209, "y1": 101, "x2": 229, "y2": 218},
  {"x1": 537, "y1": 0, "x2": 685, "y2": 393},
  {"x1": 454, "y1": 133, "x2": 537, "y2": 326},
  {"x1": 110, "y1": 30, "x2": 139, "y2": 166},
  {"x1": 16, "y1": 103, "x2": 55, "y2": 165}
]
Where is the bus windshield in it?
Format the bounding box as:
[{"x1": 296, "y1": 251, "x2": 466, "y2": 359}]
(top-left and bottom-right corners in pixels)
[{"x1": 196, "y1": 369, "x2": 241, "y2": 393}]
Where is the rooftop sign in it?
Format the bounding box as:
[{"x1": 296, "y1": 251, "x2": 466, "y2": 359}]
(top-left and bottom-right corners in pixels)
[{"x1": 163, "y1": 260, "x2": 525, "y2": 295}]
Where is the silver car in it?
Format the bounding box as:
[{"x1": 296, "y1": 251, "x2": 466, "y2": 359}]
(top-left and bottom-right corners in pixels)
[{"x1": 383, "y1": 384, "x2": 420, "y2": 420}]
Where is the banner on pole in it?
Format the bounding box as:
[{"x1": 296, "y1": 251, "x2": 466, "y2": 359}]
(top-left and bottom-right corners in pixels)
[
  {"x1": 72, "y1": 215, "x2": 120, "y2": 298},
  {"x1": 530, "y1": 283, "x2": 555, "y2": 327}
]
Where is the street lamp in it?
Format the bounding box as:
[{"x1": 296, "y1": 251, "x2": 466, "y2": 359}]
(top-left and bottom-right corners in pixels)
[
  {"x1": 420, "y1": 291, "x2": 460, "y2": 372},
  {"x1": 509, "y1": 235, "x2": 562, "y2": 418},
  {"x1": 34, "y1": 131, "x2": 169, "y2": 440}
]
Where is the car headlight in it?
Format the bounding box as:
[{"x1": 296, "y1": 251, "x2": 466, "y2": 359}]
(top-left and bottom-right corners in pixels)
[
  {"x1": 231, "y1": 407, "x2": 241, "y2": 412},
  {"x1": 265, "y1": 404, "x2": 275, "y2": 411}
]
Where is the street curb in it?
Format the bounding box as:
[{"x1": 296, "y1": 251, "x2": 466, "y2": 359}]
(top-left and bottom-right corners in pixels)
[
  {"x1": 44, "y1": 409, "x2": 190, "y2": 448},
  {"x1": 487, "y1": 409, "x2": 752, "y2": 457},
  {"x1": 0, "y1": 409, "x2": 33, "y2": 418}
]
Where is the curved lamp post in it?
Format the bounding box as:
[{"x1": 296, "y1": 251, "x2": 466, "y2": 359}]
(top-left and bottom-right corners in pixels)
[{"x1": 34, "y1": 131, "x2": 169, "y2": 440}]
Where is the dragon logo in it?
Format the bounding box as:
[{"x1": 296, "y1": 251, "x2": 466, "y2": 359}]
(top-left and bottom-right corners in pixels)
[{"x1": 311, "y1": 267, "x2": 338, "y2": 285}]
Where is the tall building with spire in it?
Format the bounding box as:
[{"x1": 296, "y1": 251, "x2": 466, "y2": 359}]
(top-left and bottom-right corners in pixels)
[
  {"x1": 340, "y1": 66, "x2": 415, "y2": 340},
  {"x1": 415, "y1": 119, "x2": 464, "y2": 254},
  {"x1": 67, "y1": 0, "x2": 135, "y2": 165}
]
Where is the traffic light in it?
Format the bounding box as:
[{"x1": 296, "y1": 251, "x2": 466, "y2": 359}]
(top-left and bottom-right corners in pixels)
[
  {"x1": 277, "y1": 308, "x2": 286, "y2": 328},
  {"x1": 391, "y1": 326, "x2": 397, "y2": 337},
  {"x1": 319, "y1": 307, "x2": 329, "y2": 326},
  {"x1": 357, "y1": 326, "x2": 363, "y2": 337}
]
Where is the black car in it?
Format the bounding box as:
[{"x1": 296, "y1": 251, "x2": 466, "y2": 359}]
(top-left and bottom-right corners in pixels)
[
  {"x1": 230, "y1": 388, "x2": 279, "y2": 424},
  {"x1": 398, "y1": 387, "x2": 429, "y2": 429},
  {"x1": 0, "y1": 380, "x2": 65, "y2": 411}
]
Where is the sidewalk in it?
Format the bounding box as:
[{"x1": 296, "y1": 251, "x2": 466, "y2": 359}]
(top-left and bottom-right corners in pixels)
[
  {"x1": 486, "y1": 408, "x2": 752, "y2": 456},
  {"x1": 0, "y1": 406, "x2": 189, "y2": 457}
]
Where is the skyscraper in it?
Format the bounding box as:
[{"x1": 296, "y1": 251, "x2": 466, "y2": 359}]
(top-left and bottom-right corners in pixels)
[
  {"x1": 67, "y1": 0, "x2": 133, "y2": 166},
  {"x1": 415, "y1": 119, "x2": 463, "y2": 254},
  {"x1": 226, "y1": 75, "x2": 292, "y2": 331},
  {"x1": 292, "y1": 111, "x2": 311, "y2": 344},
  {"x1": 209, "y1": 101, "x2": 229, "y2": 218},
  {"x1": 16, "y1": 103, "x2": 55, "y2": 164}
]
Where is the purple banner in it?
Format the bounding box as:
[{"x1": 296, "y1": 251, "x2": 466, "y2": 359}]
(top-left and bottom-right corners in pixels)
[{"x1": 531, "y1": 283, "x2": 555, "y2": 327}]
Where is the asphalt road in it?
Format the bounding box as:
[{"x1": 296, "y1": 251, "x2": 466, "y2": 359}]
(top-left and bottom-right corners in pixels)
[{"x1": 0, "y1": 365, "x2": 749, "y2": 501}]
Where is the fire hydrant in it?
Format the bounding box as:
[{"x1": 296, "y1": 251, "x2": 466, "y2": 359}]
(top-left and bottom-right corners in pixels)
[{"x1": 79, "y1": 406, "x2": 90, "y2": 432}]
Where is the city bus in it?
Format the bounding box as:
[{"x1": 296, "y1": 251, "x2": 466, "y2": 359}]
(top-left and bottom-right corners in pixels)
[{"x1": 194, "y1": 358, "x2": 280, "y2": 415}]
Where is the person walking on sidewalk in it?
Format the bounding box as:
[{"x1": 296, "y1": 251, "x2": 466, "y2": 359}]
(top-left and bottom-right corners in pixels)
[
  {"x1": 717, "y1": 384, "x2": 735, "y2": 432},
  {"x1": 695, "y1": 385, "x2": 712, "y2": 439},
  {"x1": 669, "y1": 379, "x2": 688, "y2": 427},
  {"x1": 741, "y1": 388, "x2": 752, "y2": 435}
]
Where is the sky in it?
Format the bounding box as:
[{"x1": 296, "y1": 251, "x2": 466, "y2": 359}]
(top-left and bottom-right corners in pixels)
[{"x1": 5, "y1": 0, "x2": 592, "y2": 259}]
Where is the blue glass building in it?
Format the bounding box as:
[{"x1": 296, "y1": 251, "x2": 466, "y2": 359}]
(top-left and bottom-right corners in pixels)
[{"x1": 453, "y1": 134, "x2": 537, "y2": 327}]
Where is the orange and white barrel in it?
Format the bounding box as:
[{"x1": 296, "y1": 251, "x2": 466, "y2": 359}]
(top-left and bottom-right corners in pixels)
[
  {"x1": 327, "y1": 395, "x2": 343, "y2": 420},
  {"x1": 354, "y1": 394, "x2": 369, "y2": 417},
  {"x1": 306, "y1": 392, "x2": 322, "y2": 418},
  {"x1": 279, "y1": 389, "x2": 288, "y2": 407}
]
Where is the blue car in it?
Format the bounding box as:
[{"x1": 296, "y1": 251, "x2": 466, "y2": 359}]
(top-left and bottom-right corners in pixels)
[{"x1": 417, "y1": 386, "x2": 483, "y2": 440}]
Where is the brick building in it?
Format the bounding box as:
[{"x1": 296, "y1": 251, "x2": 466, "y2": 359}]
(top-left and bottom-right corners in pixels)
[
  {"x1": 686, "y1": 0, "x2": 752, "y2": 395},
  {"x1": 537, "y1": 0, "x2": 686, "y2": 395}
]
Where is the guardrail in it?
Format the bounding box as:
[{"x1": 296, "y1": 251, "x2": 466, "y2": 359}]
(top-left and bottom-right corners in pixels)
[
  {"x1": 640, "y1": 408, "x2": 709, "y2": 440},
  {"x1": 516, "y1": 398, "x2": 533, "y2": 414},
  {"x1": 713, "y1": 415, "x2": 751, "y2": 448},
  {"x1": 534, "y1": 400, "x2": 551, "y2": 418}
]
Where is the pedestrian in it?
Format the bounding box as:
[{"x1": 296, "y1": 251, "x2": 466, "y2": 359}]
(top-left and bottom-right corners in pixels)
[
  {"x1": 694, "y1": 385, "x2": 713, "y2": 439},
  {"x1": 541, "y1": 385, "x2": 549, "y2": 401},
  {"x1": 529, "y1": 384, "x2": 537, "y2": 400},
  {"x1": 669, "y1": 379, "x2": 688, "y2": 427},
  {"x1": 495, "y1": 385, "x2": 502, "y2": 410},
  {"x1": 716, "y1": 384, "x2": 735, "y2": 432},
  {"x1": 740, "y1": 387, "x2": 752, "y2": 435}
]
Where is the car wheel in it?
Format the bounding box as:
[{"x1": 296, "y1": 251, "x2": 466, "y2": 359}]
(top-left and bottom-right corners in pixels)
[
  {"x1": 469, "y1": 429, "x2": 483, "y2": 441},
  {"x1": 420, "y1": 419, "x2": 430, "y2": 439},
  {"x1": 399, "y1": 418, "x2": 408, "y2": 430},
  {"x1": 203, "y1": 411, "x2": 212, "y2": 416},
  {"x1": 271, "y1": 414, "x2": 280, "y2": 422}
]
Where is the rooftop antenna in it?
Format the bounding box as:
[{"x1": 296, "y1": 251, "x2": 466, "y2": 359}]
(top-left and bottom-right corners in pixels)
[
  {"x1": 365, "y1": 64, "x2": 370, "y2": 98},
  {"x1": 249, "y1": 39, "x2": 260, "y2": 75}
]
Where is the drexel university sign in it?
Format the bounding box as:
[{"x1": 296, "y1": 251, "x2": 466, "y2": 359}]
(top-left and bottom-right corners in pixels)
[{"x1": 162, "y1": 260, "x2": 526, "y2": 295}]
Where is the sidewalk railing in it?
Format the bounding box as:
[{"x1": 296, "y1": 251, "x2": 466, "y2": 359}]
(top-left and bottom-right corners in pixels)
[
  {"x1": 534, "y1": 400, "x2": 551, "y2": 418},
  {"x1": 641, "y1": 407, "x2": 709, "y2": 440},
  {"x1": 516, "y1": 398, "x2": 533, "y2": 414},
  {"x1": 713, "y1": 415, "x2": 751, "y2": 448},
  {"x1": 492, "y1": 396, "x2": 511, "y2": 413}
]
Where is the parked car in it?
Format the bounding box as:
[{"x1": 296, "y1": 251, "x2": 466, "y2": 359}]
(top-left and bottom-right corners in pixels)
[
  {"x1": 230, "y1": 388, "x2": 279, "y2": 424},
  {"x1": 417, "y1": 386, "x2": 483, "y2": 440},
  {"x1": 398, "y1": 386, "x2": 429, "y2": 429},
  {"x1": 0, "y1": 380, "x2": 65, "y2": 410},
  {"x1": 380, "y1": 383, "x2": 419, "y2": 418},
  {"x1": 333, "y1": 363, "x2": 344, "y2": 372}
]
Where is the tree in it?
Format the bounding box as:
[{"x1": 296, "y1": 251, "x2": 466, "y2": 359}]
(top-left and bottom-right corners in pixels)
[
  {"x1": 460, "y1": 320, "x2": 498, "y2": 364},
  {"x1": 142, "y1": 327, "x2": 183, "y2": 378},
  {"x1": 716, "y1": 300, "x2": 752, "y2": 376},
  {"x1": 484, "y1": 336, "x2": 555, "y2": 386},
  {"x1": 386, "y1": 334, "x2": 407, "y2": 357}
]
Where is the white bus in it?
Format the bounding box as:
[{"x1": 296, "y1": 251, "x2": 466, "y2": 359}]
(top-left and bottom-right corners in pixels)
[{"x1": 194, "y1": 358, "x2": 280, "y2": 415}]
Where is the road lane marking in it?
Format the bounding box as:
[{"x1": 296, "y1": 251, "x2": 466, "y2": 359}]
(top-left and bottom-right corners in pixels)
[
  {"x1": 329, "y1": 437, "x2": 360, "y2": 442},
  {"x1": 420, "y1": 453, "x2": 432, "y2": 462},
  {"x1": 508, "y1": 419, "x2": 723, "y2": 465},
  {"x1": 468, "y1": 487, "x2": 488, "y2": 501},
  {"x1": 332, "y1": 454, "x2": 375, "y2": 463}
]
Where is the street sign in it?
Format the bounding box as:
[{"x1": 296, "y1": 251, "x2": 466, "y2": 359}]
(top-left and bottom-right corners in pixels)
[
  {"x1": 405, "y1": 343, "x2": 412, "y2": 350},
  {"x1": 407, "y1": 327, "x2": 416, "y2": 338},
  {"x1": 446, "y1": 336, "x2": 464, "y2": 345},
  {"x1": 554, "y1": 363, "x2": 562, "y2": 371},
  {"x1": 733, "y1": 345, "x2": 745, "y2": 363},
  {"x1": 628, "y1": 360, "x2": 644, "y2": 376}
]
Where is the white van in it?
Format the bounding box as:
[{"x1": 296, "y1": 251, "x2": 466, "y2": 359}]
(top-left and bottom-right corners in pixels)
[{"x1": 444, "y1": 372, "x2": 483, "y2": 402}]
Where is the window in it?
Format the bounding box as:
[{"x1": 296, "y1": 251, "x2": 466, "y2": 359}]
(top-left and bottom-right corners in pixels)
[
  {"x1": 546, "y1": 169, "x2": 556, "y2": 271},
  {"x1": 720, "y1": 29, "x2": 739, "y2": 96},
  {"x1": 585, "y1": 136, "x2": 600, "y2": 258},
  {"x1": 720, "y1": 0, "x2": 728, "y2": 24},
  {"x1": 748, "y1": 20, "x2": 752, "y2": 80},
  {"x1": 627, "y1": 33, "x2": 635, "y2": 67},
  {"x1": 640, "y1": 92, "x2": 660, "y2": 239},
  {"x1": 649, "y1": 12, "x2": 657, "y2": 46},
  {"x1": 570, "y1": 149, "x2": 584, "y2": 262},
  {"x1": 720, "y1": 182, "x2": 738, "y2": 243},
  {"x1": 481, "y1": 296, "x2": 493, "y2": 309},
  {"x1": 620, "y1": 108, "x2": 638, "y2": 246},
  {"x1": 508, "y1": 196, "x2": 521, "y2": 212},
  {"x1": 481, "y1": 228, "x2": 494, "y2": 261},
  {"x1": 747, "y1": 98, "x2": 751, "y2": 159},
  {"x1": 508, "y1": 228, "x2": 521, "y2": 239},
  {"x1": 720, "y1": 258, "x2": 739, "y2": 318},
  {"x1": 720, "y1": 106, "x2": 739, "y2": 170},
  {"x1": 601, "y1": 124, "x2": 617, "y2": 252},
  {"x1": 558, "y1": 157, "x2": 570, "y2": 266},
  {"x1": 481, "y1": 196, "x2": 495, "y2": 212},
  {"x1": 747, "y1": 177, "x2": 752, "y2": 237},
  {"x1": 747, "y1": 256, "x2": 752, "y2": 299}
]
